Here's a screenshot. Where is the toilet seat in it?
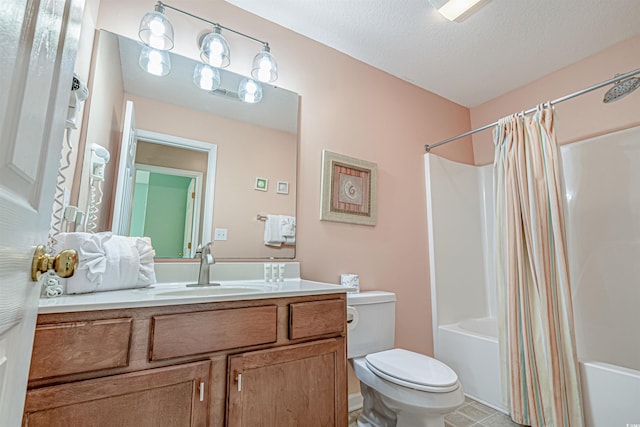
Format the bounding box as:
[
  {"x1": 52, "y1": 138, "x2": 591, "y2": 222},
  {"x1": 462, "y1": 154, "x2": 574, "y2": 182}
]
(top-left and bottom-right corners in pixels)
[{"x1": 365, "y1": 348, "x2": 459, "y2": 393}]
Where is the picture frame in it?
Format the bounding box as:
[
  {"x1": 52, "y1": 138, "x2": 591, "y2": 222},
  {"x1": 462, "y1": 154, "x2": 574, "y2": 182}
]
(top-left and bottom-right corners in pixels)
[
  {"x1": 254, "y1": 177, "x2": 268, "y2": 191},
  {"x1": 320, "y1": 150, "x2": 377, "y2": 226},
  {"x1": 276, "y1": 181, "x2": 289, "y2": 194}
]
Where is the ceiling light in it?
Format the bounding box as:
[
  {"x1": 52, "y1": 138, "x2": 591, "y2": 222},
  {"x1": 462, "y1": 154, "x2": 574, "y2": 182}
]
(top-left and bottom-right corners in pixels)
[
  {"x1": 238, "y1": 78, "x2": 263, "y2": 103},
  {"x1": 138, "y1": 3, "x2": 174, "y2": 50},
  {"x1": 430, "y1": 0, "x2": 489, "y2": 22},
  {"x1": 251, "y1": 45, "x2": 278, "y2": 83}
]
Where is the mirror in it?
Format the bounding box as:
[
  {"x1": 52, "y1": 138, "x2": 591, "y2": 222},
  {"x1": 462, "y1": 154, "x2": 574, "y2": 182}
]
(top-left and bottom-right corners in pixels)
[{"x1": 72, "y1": 30, "x2": 298, "y2": 260}]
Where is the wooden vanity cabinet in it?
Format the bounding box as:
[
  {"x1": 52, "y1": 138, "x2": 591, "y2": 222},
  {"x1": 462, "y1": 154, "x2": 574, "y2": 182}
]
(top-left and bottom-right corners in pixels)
[
  {"x1": 23, "y1": 361, "x2": 210, "y2": 427},
  {"x1": 24, "y1": 293, "x2": 348, "y2": 427},
  {"x1": 227, "y1": 338, "x2": 346, "y2": 427}
]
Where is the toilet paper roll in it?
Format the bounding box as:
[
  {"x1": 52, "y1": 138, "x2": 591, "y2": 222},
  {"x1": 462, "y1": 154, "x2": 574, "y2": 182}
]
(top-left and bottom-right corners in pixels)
[{"x1": 346, "y1": 306, "x2": 359, "y2": 331}]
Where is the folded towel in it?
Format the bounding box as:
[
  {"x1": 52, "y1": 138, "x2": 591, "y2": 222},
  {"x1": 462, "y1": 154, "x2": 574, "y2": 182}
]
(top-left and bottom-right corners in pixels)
[
  {"x1": 280, "y1": 216, "x2": 296, "y2": 245},
  {"x1": 53, "y1": 232, "x2": 156, "y2": 294}
]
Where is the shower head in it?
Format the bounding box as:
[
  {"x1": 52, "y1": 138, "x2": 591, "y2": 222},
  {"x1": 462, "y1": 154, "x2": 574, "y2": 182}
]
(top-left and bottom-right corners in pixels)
[{"x1": 603, "y1": 75, "x2": 640, "y2": 103}]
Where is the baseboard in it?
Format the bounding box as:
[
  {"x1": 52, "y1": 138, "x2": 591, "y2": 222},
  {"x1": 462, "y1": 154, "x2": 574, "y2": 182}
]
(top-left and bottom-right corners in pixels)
[{"x1": 348, "y1": 392, "x2": 363, "y2": 412}]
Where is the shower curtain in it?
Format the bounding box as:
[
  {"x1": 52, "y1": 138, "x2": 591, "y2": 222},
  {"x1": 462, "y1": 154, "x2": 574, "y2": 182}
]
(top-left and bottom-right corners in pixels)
[{"x1": 494, "y1": 105, "x2": 584, "y2": 427}]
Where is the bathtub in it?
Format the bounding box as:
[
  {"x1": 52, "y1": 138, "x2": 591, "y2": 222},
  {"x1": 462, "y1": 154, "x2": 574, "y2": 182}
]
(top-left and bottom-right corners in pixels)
[
  {"x1": 581, "y1": 361, "x2": 640, "y2": 427},
  {"x1": 438, "y1": 317, "x2": 640, "y2": 426},
  {"x1": 437, "y1": 318, "x2": 506, "y2": 412}
]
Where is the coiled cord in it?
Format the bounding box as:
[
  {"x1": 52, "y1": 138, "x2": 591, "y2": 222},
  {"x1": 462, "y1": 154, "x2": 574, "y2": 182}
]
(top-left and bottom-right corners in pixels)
[
  {"x1": 86, "y1": 178, "x2": 103, "y2": 233},
  {"x1": 47, "y1": 128, "x2": 74, "y2": 253}
]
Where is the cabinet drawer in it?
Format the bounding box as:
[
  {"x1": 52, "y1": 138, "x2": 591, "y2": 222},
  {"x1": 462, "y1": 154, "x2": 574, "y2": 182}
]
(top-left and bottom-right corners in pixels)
[
  {"x1": 150, "y1": 305, "x2": 278, "y2": 361},
  {"x1": 29, "y1": 318, "x2": 132, "y2": 381},
  {"x1": 289, "y1": 299, "x2": 346, "y2": 340}
]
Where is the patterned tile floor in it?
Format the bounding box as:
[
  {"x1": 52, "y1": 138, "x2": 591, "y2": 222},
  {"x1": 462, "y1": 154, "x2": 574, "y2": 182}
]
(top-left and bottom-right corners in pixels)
[{"x1": 348, "y1": 396, "x2": 524, "y2": 427}]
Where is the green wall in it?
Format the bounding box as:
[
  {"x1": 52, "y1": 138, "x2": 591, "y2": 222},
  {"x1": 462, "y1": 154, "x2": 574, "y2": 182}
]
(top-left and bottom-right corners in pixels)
[{"x1": 142, "y1": 173, "x2": 191, "y2": 257}]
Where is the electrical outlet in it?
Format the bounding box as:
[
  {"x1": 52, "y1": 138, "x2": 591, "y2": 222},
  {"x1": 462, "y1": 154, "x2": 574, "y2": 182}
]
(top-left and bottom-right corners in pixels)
[{"x1": 214, "y1": 228, "x2": 228, "y2": 241}]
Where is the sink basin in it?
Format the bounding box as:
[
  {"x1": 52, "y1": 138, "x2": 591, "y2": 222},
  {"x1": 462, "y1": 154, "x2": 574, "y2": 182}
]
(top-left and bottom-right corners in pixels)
[{"x1": 149, "y1": 283, "x2": 275, "y2": 298}]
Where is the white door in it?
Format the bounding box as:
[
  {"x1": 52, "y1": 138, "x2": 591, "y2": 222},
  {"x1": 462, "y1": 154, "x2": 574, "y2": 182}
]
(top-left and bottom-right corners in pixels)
[
  {"x1": 112, "y1": 100, "x2": 137, "y2": 235},
  {"x1": 0, "y1": 0, "x2": 83, "y2": 425}
]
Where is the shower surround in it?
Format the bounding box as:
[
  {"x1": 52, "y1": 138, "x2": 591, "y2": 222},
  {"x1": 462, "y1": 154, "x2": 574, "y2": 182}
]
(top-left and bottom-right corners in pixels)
[{"x1": 425, "y1": 126, "x2": 640, "y2": 426}]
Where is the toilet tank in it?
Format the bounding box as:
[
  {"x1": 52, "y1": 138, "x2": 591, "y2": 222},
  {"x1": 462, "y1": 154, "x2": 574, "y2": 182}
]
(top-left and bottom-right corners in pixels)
[{"x1": 347, "y1": 291, "x2": 396, "y2": 358}]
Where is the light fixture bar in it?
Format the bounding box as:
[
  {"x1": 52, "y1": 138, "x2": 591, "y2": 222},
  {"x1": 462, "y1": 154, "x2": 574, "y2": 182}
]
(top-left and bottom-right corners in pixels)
[{"x1": 157, "y1": 1, "x2": 269, "y2": 47}]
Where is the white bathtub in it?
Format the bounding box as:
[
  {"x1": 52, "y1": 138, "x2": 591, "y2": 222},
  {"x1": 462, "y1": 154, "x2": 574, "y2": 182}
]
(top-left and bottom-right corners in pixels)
[
  {"x1": 581, "y1": 361, "x2": 640, "y2": 427},
  {"x1": 437, "y1": 318, "x2": 506, "y2": 412},
  {"x1": 438, "y1": 317, "x2": 640, "y2": 426}
]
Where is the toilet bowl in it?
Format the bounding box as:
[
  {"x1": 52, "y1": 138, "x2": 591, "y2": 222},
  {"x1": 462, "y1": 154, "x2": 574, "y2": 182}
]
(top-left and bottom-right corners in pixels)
[{"x1": 347, "y1": 292, "x2": 464, "y2": 427}]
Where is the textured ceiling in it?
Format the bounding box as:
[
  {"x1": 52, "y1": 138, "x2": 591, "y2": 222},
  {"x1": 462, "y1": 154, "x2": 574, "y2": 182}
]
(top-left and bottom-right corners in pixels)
[{"x1": 225, "y1": 0, "x2": 640, "y2": 107}]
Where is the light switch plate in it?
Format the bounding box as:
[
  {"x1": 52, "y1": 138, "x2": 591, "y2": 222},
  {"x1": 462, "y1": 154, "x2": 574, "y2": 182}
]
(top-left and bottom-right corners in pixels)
[{"x1": 214, "y1": 228, "x2": 228, "y2": 241}]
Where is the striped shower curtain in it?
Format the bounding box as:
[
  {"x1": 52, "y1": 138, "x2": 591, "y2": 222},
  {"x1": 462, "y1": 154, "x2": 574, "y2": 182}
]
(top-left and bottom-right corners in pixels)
[{"x1": 494, "y1": 105, "x2": 584, "y2": 427}]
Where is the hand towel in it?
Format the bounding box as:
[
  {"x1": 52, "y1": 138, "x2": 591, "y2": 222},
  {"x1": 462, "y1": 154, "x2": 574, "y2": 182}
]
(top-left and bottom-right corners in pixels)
[
  {"x1": 264, "y1": 215, "x2": 285, "y2": 247},
  {"x1": 53, "y1": 232, "x2": 156, "y2": 294}
]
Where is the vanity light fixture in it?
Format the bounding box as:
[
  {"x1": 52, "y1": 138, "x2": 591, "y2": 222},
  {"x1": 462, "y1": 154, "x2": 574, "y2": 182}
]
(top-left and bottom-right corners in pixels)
[
  {"x1": 429, "y1": 0, "x2": 489, "y2": 22},
  {"x1": 138, "y1": 1, "x2": 278, "y2": 102},
  {"x1": 193, "y1": 63, "x2": 221, "y2": 92},
  {"x1": 138, "y1": 3, "x2": 174, "y2": 50},
  {"x1": 238, "y1": 78, "x2": 263, "y2": 103},
  {"x1": 251, "y1": 45, "x2": 278, "y2": 83},
  {"x1": 200, "y1": 25, "x2": 231, "y2": 68},
  {"x1": 139, "y1": 45, "x2": 171, "y2": 76}
]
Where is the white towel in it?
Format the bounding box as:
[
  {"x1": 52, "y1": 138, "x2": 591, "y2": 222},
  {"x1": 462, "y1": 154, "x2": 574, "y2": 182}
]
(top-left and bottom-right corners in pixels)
[
  {"x1": 280, "y1": 216, "x2": 296, "y2": 245},
  {"x1": 263, "y1": 215, "x2": 296, "y2": 247},
  {"x1": 264, "y1": 215, "x2": 285, "y2": 247},
  {"x1": 53, "y1": 232, "x2": 156, "y2": 294}
]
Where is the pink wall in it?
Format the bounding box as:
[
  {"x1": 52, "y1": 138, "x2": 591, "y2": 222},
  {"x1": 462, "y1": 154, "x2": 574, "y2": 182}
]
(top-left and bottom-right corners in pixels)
[
  {"x1": 96, "y1": 0, "x2": 473, "y2": 356},
  {"x1": 471, "y1": 35, "x2": 640, "y2": 165}
]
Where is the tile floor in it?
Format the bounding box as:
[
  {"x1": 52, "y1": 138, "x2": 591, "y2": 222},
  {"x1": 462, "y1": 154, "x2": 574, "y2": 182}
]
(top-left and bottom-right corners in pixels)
[{"x1": 348, "y1": 396, "x2": 524, "y2": 427}]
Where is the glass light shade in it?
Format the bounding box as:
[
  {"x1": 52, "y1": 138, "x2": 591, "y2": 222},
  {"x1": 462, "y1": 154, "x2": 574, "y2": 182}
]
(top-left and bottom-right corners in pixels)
[
  {"x1": 251, "y1": 47, "x2": 278, "y2": 83},
  {"x1": 138, "y1": 9, "x2": 174, "y2": 50},
  {"x1": 238, "y1": 78, "x2": 263, "y2": 103},
  {"x1": 193, "y1": 63, "x2": 221, "y2": 91},
  {"x1": 139, "y1": 46, "x2": 171, "y2": 76},
  {"x1": 200, "y1": 28, "x2": 230, "y2": 68}
]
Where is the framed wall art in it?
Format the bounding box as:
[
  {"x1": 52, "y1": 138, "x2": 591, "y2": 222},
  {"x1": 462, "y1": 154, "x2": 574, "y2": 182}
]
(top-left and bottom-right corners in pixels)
[
  {"x1": 276, "y1": 181, "x2": 289, "y2": 194},
  {"x1": 320, "y1": 150, "x2": 377, "y2": 226},
  {"x1": 254, "y1": 177, "x2": 268, "y2": 191}
]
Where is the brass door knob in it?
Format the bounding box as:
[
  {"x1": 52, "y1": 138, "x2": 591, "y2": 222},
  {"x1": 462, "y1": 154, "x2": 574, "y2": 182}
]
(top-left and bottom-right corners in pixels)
[{"x1": 31, "y1": 245, "x2": 78, "y2": 281}]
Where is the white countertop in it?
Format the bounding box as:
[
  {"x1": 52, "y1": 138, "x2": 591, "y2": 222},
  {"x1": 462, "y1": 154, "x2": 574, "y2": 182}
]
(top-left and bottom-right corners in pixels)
[{"x1": 38, "y1": 279, "x2": 351, "y2": 314}]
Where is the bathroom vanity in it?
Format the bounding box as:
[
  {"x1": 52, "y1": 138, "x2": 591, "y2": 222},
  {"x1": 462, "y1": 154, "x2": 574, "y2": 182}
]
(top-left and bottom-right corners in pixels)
[{"x1": 22, "y1": 280, "x2": 348, "y2": 426}]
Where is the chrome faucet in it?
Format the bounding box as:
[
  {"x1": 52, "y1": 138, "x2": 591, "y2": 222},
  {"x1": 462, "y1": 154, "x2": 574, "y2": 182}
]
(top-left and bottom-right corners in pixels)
[{"x1": 191, "y1": 242, "x2": 218, "y2": 287}]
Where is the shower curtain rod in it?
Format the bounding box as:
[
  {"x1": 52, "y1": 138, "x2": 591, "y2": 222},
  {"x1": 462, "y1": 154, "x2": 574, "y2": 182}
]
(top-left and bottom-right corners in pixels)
[{"x1": 425, "y1": 67, "x2": 640, "y2": 152}]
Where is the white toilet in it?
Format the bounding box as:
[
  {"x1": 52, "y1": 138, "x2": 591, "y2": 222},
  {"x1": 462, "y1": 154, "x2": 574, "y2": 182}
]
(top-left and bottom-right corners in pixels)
[{"x1": 347, "y1": 291, "x2": 465, "y2": 427}]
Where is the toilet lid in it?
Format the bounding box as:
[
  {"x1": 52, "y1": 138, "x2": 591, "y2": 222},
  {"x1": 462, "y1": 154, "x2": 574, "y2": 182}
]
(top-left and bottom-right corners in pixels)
[{"x1": 365, "y1": 349, "x2": 459, "y2": 393}]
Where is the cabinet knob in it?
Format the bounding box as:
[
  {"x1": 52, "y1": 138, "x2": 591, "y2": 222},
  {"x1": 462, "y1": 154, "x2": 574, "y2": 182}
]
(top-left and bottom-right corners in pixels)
[{"x1": 31, "y1": 245, "x2": 78, "y2": 281}]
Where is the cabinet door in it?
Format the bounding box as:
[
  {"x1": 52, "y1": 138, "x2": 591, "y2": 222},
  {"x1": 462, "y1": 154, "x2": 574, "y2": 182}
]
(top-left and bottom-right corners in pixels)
[
  {"x1": 23, "y1": 361, "x2": 210, "y2": 427},
  {"x1": 227, "y1": 338, "x2": 347, "y2": 427}
]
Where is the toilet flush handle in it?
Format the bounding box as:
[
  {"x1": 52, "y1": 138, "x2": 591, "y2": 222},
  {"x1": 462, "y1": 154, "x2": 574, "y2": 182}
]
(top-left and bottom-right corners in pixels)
[{"x1": 346, "y1": 306, "x2": 359, "y2": 330}]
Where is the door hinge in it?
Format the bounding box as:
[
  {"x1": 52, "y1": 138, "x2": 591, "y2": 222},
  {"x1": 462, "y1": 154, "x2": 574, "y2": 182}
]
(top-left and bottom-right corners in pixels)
[
  {"x1": 188, "y1": 242, "x2": 192, "y2": 249},
  {"x1": 192, "y1": 192, "x2": 195, "y2": 199}
]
